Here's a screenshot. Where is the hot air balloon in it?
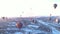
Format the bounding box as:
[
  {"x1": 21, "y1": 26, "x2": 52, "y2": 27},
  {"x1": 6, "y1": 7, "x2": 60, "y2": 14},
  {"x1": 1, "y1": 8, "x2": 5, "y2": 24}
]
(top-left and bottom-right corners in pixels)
[
  {"x1": 54, "y1": 4, "x2": 57, "y2": 9},
  {"x1": 16, "y1": 22, "x2": 23, "y2": 29},
  {"x1": 32, "y1": 19, "x2": 35, "y2": 23},
  {"x1": 2, "y1": 17, "x2": 5, "y2": 19},
  {"x1": 49, "y1": 14, "x2": 52, "y2": 20}
]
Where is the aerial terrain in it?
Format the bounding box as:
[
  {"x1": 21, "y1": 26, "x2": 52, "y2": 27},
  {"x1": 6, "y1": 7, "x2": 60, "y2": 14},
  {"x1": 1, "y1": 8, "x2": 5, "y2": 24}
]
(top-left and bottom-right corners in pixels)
[{"x1": 0, "y1": 16, "x2": 60, "y2": 34}]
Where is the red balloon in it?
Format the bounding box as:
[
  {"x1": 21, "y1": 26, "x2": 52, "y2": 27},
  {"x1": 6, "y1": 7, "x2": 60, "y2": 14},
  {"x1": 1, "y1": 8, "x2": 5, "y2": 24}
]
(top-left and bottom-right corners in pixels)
[{"x1": 16, "y1": 22, "x2": 23, "y2": 29}]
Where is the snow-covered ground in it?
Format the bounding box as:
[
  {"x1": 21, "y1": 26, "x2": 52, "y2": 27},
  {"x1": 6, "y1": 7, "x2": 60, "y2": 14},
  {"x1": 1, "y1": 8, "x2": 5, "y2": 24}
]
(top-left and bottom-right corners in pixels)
[
  {"x1": 0, "y1": 18, "x2": 60, "y2": 34},
  {"x1": 37, "y1": 19, "x2": 60, "y2": 34}
]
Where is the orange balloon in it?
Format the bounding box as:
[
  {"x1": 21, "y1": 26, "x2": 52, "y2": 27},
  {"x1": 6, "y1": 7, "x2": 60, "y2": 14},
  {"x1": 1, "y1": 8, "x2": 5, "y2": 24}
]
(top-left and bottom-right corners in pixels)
[{"x1": 16, "y1": 22, "x2": 23, "y2": 29}]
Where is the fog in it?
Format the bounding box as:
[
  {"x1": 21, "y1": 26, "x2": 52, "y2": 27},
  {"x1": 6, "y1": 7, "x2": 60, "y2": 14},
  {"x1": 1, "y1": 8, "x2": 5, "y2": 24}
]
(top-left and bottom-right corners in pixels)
[{"x1": 0, "y1": 0, "x2": 60, "y2": 17}]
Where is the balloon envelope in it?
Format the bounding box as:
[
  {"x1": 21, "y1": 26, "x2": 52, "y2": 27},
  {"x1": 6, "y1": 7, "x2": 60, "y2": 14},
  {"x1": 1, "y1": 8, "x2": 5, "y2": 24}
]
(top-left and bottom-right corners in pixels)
[
  {"x1": 54, "y1": 4, "x2": 57, "y2": 9},
  {"x1": 2, "y1": 17, "x2": 5, "y2": 19},
  {"x1": 16, "y1": 22, "x2": 23, "y2": 29}
]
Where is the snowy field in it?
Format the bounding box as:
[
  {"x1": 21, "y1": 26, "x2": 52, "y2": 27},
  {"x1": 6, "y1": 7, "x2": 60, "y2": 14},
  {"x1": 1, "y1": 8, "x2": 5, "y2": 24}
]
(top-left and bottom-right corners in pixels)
[{"x1": 0, "y1": 17, "x2": 60, "y2": 34}]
